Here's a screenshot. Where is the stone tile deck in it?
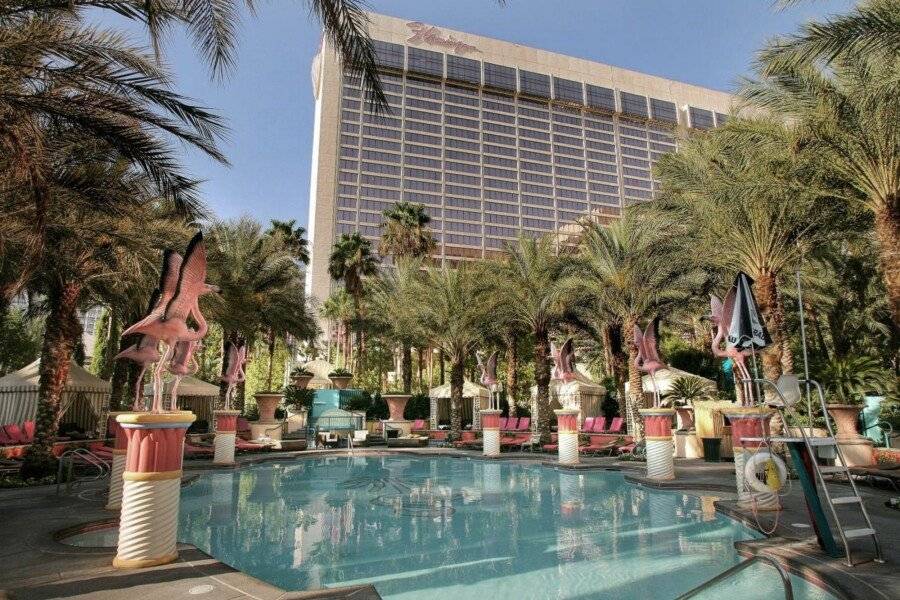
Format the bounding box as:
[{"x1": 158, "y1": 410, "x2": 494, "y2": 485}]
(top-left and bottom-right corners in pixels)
[{"x1": 1, "y1": 447, "x2": 897, "y2": 600}]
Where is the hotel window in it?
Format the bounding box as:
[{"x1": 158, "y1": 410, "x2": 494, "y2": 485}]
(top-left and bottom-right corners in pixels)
[
  {"x1": 485, "y1": 178, "x2": 517, "y2": 190},
  {"x1": 364, "y1": 114, "x2": 400, "y2": 127},
  {"x1": 405, "y1": 97, "x2": 440, "y2": 112},
  {"x1": 689, "y1": 107, "x2": 714, "y2": 129},
  {"x1": 484, "y1": 155, "x2": 516, "y2": 168},
  {"x1": 361, "y1": 150, "x2": 399, "y2": 163},
  {"x1": 519, "y1": 117, "x2": 549, "y2": 130},
  {"x1": 622, "y1": 156, "x2": 650, "y2": 168},
  {"x1": 522, "y1": 218, "x2": 553, "y2": 230},
  {"x1": 447, "y1": 196, "x2": 481, "y2": 210},
  {"x1": 587, "y1": 150, "x2": 616, "y2": 162},
  {"x1": 484, "y1": 122, "x2": 515, "y2": 135},
  {"x1": 342, "y1": 110, "x2": 359, "y2": 123},
  {"x1": 519, "y1": 149, "x2": 550, "y2": 162},
  {"x1": 650, "y1": 98, "x2": 678, "y2": 124},
  {"x1": 553, "y1": 134, "x2": 583, "y2": 147},
  {"x1": 519, "y1": 106, "x2": 549, "y2": 120},
  {"x1": 485, "y1": 189, "x2": 517, "y2": 202},
  {"x1": 519, "y1": 70, "x2": 550, "y2": 98},
  {"x1": 620, "y1": 146, "x2": 648, "y2": 158},
  {"x1": 522, "y1": 171, "x2": 552, "y2": 185},
  {"x1": 405, "y1": 108, "x2": 441, "y2": 123},
  {"x1": 585, "y1": 118, "x2": 614, "y2": 132},
  {"x1": 552, "y1": 112, "x2": 582, "y2": 126},
  {"x1": 340, "y1": 134, "x2": 359, "y2": 147},
  {"x1": 586, "y1": 85, "x2": 616, "y2": 111},
  {"x1": 558, "y1": 211, "x2": 582, "y2": 222},
  {"x1": 446, "y1": 55, "x2": 481, "y2": 85},
  {"x1": 405, "y1": 155, "x2": 441, "y2": 169},
  {"x1": 407, "y1": 120, "x2": 442, "y2": 134},
  {"x1": 359, "y1": 199, "x2": 389, "y2": 211},
  {"x1": 485, "y1": 201, "x2": 517, "y2": 214},
  {"x1": 403, "y1": 191, "x2": 441, "y2": 205},
  {"x1": 483, "y1": 98, "x2": 515, "y2": 113},
  {"x1": 715, "y1": 112, "x2": 728, "y2": 127},
  {"x1": 446, "y1": 184, "x2": 480, "y2": 197},
  {"x1": 556, "y1": 166, "x2": 585, "y2": 179},
  {"x1": 445, "y1": 150, "x2": 479, "y2": 162},
  {"x1": 519, "y1": 128, "x2": 550, "y2": 141},
  {"x1": 405, "y1": 179, "x2": 441, "y2": 193},
  {"x1": 485, "y1": 225, "x2": 517, "y2": 237},
  {"x1": 362, "y1": 125, "x2": 400, "y2": 139},
  {"x1": 484, "y1": 63, "x2": 517, "y2": 92},
  {"x1": 555, "y1": 155, "x2": 584, "y2": 167},
  {"x1": 556, "y1": 186, "x2": 586, "y2": 199},
  {"x1": 373, "y1": 41, "x2": 404, "y2": 69},
  {"x1": 521, "y1": 161, "x2": 551, "y2": 173},
  {"x1": 484, "y1": 166, "x2": 516, "y2": 179},
  {"x1": 553, "y1": 77, "x2": 583, "y2": 103},
  {"x1": 338, "y1": 184, "x2": 357, "y2": 195},
  {"x1": 337, "y1": 197, "x2": 357, "y2": 209},
  {"x1": 446, "y1": 173, "x2": 480, "y2": 186},
  {"x1": 484, "y1": 144, "x2": 516, "y2": 157},
  {"x1": 590, "y1": 182, "x2": 619, "y2": 194},
  {"x1": 446, "y1": 221, "x2": 482, "y2": 234},
  {"x1": 407, "y1": 47, "x2": 443, "y2": 77},
  {"x1": 445, "y1": 233, "x2": 481, "y2": 246},
  {"x1": 342, "y1": 99, "x2": 361, "y2": 110},
  {"x1": 447, "y1": 103, "x2": 478, "y2": 117},
  {"x1": 446, "y1": 115, "x2": 479, "y2": 129},
  {"x1": 445, "y1": 208, "x2": 480, "y2": 221},
  {"x1": 591, "y1": 193, "x2": 620, "y2": 206},
  {"x1": 485, "y1": 212, "x2": 518, "y2": 225},
  {"x1": 339, "y1": 171, "x2": 357, "y2": 183},
  {"x1": 483, "y1": 110, "x2": 515, "y2": 124},
  {"x1": 588, "y1": 161, "x2": 617, "y2": 174},
  {"x1": 404, "y1": 132, "x2": 441, "y2": 145},
  {"x1": 590, "y1": 172, "x2": 619, "y2": 184},
  {"x1": 446, "y1": 126, "x2": 480, "y2": 140},
  {"x1": 404, "y1": 167, "x2": 441, "y2": 181},
  {"x1": 522, "y1": 205, "x2": 553, "y2": 218},
  {"x1": 620, "y1": 92, "x2": 649, "y2": 118},
  {"x1": 361, "y1": 174, "x2": 399, "y2": 187},
  {"x1": 446, "y1": 92, "x2": 479, "y2": 107},
  {"x1": 521, "y1": 183, "x2": 551, "y2": 195},
  {"x1": 362, "y1": 162, "x2": 400, "y2": 176},
  {"x1": 363, "y1": 138, "x2": 399, "y2": 151},
  {"x1": 620, "y1": 125, "x2": 647, "y2": 139},
  {"x1": 554, "y1": 124, "x2": 581, "y2": 136},
  {"x1": 558, "y1": 199, "x2": 587, "y2": 211},
  {"x1": 406, "y1": 86, "x2": 442, "y2": 101},
  {"x1": 340, "y1": 147, "x2": 359, "y2": 158},
  {"x1": 337, "y1": 210, "x2": 356, "y2": 222},
  {"x1": 554, "y1": 144, "x2": 583, "y2": 157},
  {"x1": 520, "y1": 139, "x2": 550, "y2": 151},
  {"x1": 358, "y1": 211, "x2": 383, "y2": 224},
  {"x1": 448, "y1": 138, "x2": 481, "y2": 151}
]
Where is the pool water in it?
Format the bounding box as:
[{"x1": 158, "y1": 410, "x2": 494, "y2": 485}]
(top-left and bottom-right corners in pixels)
[{"x1": 179, "y1": 456, "x2": 835, "y2": 599}]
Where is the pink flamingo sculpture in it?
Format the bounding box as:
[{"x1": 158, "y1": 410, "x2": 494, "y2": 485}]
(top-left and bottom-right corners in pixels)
[
  {"x1": 710, "y1": 290, "x2": 754, "y2": 405},
  {"x1": 633, "y1": 321, "x2": 666, "y2": 407},
  {"x1": 558, "y1": 338, "x2": 577, "y2": 383},
  {"x1": 551, "y1": 341, "x2": 564, "y2": 380},
  {"x1": 477, "y1": 350, "x2": 499, "y2": 409},
  {"x1": 221, "y1": 341, "x2": 247, "y2": 411},
  {"x1": 166, "y1": 340, "x2": 200, "y2": 411},
  {"x1": 122, "y1": 233, "x2": 218, "y2": 412}
]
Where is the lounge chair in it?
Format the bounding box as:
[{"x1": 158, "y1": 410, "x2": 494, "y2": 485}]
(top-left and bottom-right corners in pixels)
[
  {"x1": 4, "y1": 424, "x2": 26, "y2": 444},
  {"x1": 605, "y1": 417, "x2": 624, "y2": 434},
  {"x1": 592, "y1": 417, "x2": 608, "y2": 433},
  {"x1": 0, "y1": 428, "x2": 14, "y2": 446},
  {"x1": 236, "y1": 417, "x2": 252, "y2": 440},
  {"x1": 234, "y1": 438, "x2": 266, "y2": 452},
  {"x1": 22, "y1": 421, "x2": 35, "y2": 443},
  {"x1": 580, "y1": 438, "x2": 621, "y2": 456},
  {"x1": 582, "y1": 417, "x2": 595, "y2": 432},
  {"x1": 499, "y1": 417, "x2": 509, "y2": 430},
  {"x1": 506, "y1": 417, "x2": 519, "y2": 431},
  {"x1": 517, "y1": 417, "x2": 530, "y2": 431},
  {"x1": 411, "y1": 419, "x2": 426, "y2": 431},
  {"x1": 616, "y1": 442, "x2": 637, "y2": 456},
  {"x1": 184, "y1": 441, "x2": 214, "y2": 457},
  {"x1": 351, "y1": 430, "x2": 369, "y2": 447},
  {"x1": 452, "y1": 431, "x2": 479, "y2": 449}
]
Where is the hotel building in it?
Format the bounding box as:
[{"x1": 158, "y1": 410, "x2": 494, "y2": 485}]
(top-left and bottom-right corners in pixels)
[{"x1": 305, "y1": 12, "x2": 735, "y2": 306}]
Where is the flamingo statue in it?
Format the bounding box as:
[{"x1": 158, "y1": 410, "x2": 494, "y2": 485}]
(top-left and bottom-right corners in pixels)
[
  {"x1": 122, "y1": 233, "x2": 218, "y2": 412},
  {"x1": 477, "y1": 350, "x2": 499, "y2": 409},
  {"x1": 633, "y1": 321, "x2": 666, "y2": 407},
  {"x1": 710, "y1": 289, "x2": 754, "y2": 405},
  {"x1": 166, "y1": 340, "x2": 200, "y2": 411},
  {"x1": 558, "y1": 338, "x2": 577, "y2": 383},
  {"x1": 221, "y1": 340, "x2": 247, "y2": 411},
  {"x1": 551, "y1": 341, "x2": 565, "y2": 381}
]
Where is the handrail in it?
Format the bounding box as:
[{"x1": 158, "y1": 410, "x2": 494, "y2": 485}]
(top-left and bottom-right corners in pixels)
[
  {"x1": 675, "y1": 555, "x2": 794, "y2": 600},
  {"x1": 56, "y1": 448, "x2": 109, "y2": 495}
]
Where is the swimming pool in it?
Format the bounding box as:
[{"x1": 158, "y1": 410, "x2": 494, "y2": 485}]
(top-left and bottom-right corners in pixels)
[{"x1": 179, "y1": 455, "x2": 836, "y2": 599}]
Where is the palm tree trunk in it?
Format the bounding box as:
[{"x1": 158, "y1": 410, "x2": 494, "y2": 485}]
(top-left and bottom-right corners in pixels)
[
  {"x1": 873, "y1": 203, "x2": 900, "y2": 328},
  {"x1": 754, "y1": 271, "x2": 789, "y2": 382},
  {"x1": 417, "y1": 347, "x2": 424, "y2": 391},
  {"x1": 439, "y1": 349, "x2": 445, "y2": 384},
  {"x1": 534, "y1": 328, "x2": 552, "y2": 443},
  {"x1": 606, "y1": 323, "x2": 628, "y2": 419},
  {"x1": 809, "y1": 307, "x2": 830, "y2": 361},
  {"x1": 449, "y1": 356, "x2": 464, "y2": 440},
  {"x1": 21, "y1": 278, "x2": 81, "y2": 478},
  {"x1": 401, "y1": 341, "x2": 412, "y2": 393},
  {"x1": 505, "y1": 336, "x2": 518, "y2": 417},
  {"x1": 623, "y1": 317, "x2": 645, "y2": 441},
  {"x1": 265, "y1": 329, "x2": 276, "y2": 391}
]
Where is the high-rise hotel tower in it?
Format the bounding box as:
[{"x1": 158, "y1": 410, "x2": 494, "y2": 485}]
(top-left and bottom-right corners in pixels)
[{"x1": 306, "y1": 12, "x2": 734, "y2": 305}]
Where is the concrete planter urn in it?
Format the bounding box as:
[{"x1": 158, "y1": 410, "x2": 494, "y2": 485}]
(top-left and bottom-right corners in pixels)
[
  {"x1": 827, "y1": 404, "x2": 863, "y2": 438},
  {"x1": 674, "y1": 406, "x2": 694, "y2": 431},
  {"x1": 383, "y1": 394, "x2": 411, "y2": 421},
  {"x1": 330, "y1": 375, "x2": 353, "y2": 390},
  {"x1": 254, "y1": 392, "x2": 282, "y2": 422},
  {"x1": 290, "y1": 374, "x2": 313, "y2": 389}
]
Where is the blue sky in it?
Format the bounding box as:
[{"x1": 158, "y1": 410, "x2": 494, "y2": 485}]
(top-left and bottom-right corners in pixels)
[{"x1": 109, "y1": 0, "x2": 851, "y2": 228}]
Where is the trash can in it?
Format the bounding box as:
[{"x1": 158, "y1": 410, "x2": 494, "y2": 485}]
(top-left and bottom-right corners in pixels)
[{"x1": 701, "y1": 437, "x2": 722, "y2": 462}]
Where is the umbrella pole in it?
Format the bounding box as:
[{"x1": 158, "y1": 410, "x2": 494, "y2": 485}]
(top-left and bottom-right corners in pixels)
[{"x1": 750, "y1": 348, "x2": 762, "y2": 406}]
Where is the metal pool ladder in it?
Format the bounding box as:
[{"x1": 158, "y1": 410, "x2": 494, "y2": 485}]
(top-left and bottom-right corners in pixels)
[{"x1": 675, "y1": 555, "x2": 793, "y2": 600}]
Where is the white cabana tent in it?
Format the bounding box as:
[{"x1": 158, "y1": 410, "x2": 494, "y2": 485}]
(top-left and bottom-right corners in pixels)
[
  {"x1": 0, "y1": 359, "x2": 110, "y2": 435},
  {"x1": 143, "y1": 375, "x2": 219, "y2": 424},
  {"x1": 530, "y1": 368, "x2": 606, "y2": 428},
  {"x1": 428, "y1": 380, "x2": 491, "y2": 430},
  {"x1": 624, "y1": 367, "x2": 716, "y2": 396}
]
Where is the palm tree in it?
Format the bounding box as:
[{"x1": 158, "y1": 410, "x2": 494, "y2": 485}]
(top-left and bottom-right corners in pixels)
[
  {"x1": 267, "y1": 219, "x2": 310, "y2": 264},
  {"x1": 654, "y1": 118, "x2": 844, "y2": 381},
  {"x1": 206, "y1": 218, "x2": 314, "y2": 408},
  {"x1": 328, "y1": 232, "x2": 378, "y2": 369},
  {"x1": 0, "y1": 3, "x2": 227, "y2": 311},
  {"x1": 744, "y1": 46, "x2": 900, "y2": 328},
  {"x1": 409, "y1": 264, "x2": 491, "y2": 438},
  {"x1": 378, "y1": 202, "x2": 435, "y2": 392},
  {"x1": 321, "y1": 289, "x2": 354, "y2": 367},
  {"x1": 490, "y1": 237, "x2": 571, "y2": 442},
  {"x1": 573, "y1": 217, "x2": 706, "y2": 439},
  {"x1": 380, "y1": 202, "x2": 436, "y2": 261}
]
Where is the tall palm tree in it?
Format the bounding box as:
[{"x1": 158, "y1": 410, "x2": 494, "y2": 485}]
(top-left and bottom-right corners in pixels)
[
  {"x1": 654, "y1": 118, "x2": 844, "y2": 381},
  {"x1": 267, "y1": 219, "x2": 310, "y2": 264},
  {"x1": 743, "y1": 50, "x2": 900, "y2": 328},
  {"x1": 408, "y1": 264, "x2": 491, "y2": 438},
  {"x1": 328, "y1": 232, "x2": 378, "y2": 369},
  {"x1": 490, "y1": 237, "x2": 571, "y2": 442},
  {"x1": 321, "y1": 289, "x2": 354, "y2": 367},
  {"x1": 379, "y1": 202, "x2": 435, "y2": 392},
  {"x1": 573, "y1": 217, "x2": 706, "y2": 439}
]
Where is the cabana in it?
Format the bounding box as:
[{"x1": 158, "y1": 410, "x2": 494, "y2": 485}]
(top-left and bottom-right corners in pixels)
[
  {"x1": 530, "y1": 370, "x2": 606, "y2": 429},
  {"x1": 623, "y1": 366, "x2": 716, "y2": 398},
  {"x1": 0, "y1": 360, "x2": 110, "y2": 437},
  {"x1": 428, "y1": 380, "x2": 490, "y2": 430},
  {"x1": 143, "y1": 375, "x2": 219, "y2": 426}
]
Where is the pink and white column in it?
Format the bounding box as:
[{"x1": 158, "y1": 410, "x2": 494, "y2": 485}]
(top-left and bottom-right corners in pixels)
[
  {"x1": 104, "y1": 411, "x2": 131, "y2": 510},
  {"x1": 113, "y1": 412, "x2": 195, "y2": 569},
  {"x1": 639, "y1": 408, "x2": 675, "y2": 480},
  {"x1": 554, "y1": 409, "x2": 580, "y2": 466},
  {"x1": 213, "y1": 409, "x2": 240, "y2": 466},
  {"x1": 724, "y1": 407, "x2": 780, "y2": 511},
  {"x1": 480, "y1": 409, "x2": 502, "y2": 457}
]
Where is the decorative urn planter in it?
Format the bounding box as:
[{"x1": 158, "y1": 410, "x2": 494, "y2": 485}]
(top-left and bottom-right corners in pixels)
[
  {"x1": 330, "y1": 375, "x2": 353, "y2": 390},
  {"x1": 290, "y1": 374, "x2": 313, "y2": 389},
  {"x1": 827, "y1": 404, "x2": 863, "y2": 438},
  {"x1": 383, "y1": 394, "x2": 411, "y2": 421},
  {"x1": 254, "y1": 392, "x2": 282, "y2": 422},
  {"x1": 675, "y1": 406, "x2": 695, "y2": 431}
]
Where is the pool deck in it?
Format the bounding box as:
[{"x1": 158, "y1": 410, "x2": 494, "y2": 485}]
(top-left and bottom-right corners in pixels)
[{"x1": 0, "y1": 447, "x2": 897, "y2": 600}]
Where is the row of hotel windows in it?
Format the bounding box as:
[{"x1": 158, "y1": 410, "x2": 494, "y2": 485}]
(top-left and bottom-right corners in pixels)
[{"x1": 368, "y1": 40, "x2": 727, "y2": 129}]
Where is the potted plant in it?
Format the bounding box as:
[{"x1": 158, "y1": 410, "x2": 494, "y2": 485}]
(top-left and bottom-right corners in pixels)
[
  {"x1": 820, "y1": 356, "x2": 890, "y2": 437},
  {"x1": 329, "y1": 367, "x2": 353, "y2": 390},
  {"x1": 290, "y1": 366, "x2": 313, "y2": 389},
  {"x1": 661, "y1": 376, "x2": 713, "y2": 431},
  {"x1": 381, "y1": 391, "x2": 412, "y2": 421}
]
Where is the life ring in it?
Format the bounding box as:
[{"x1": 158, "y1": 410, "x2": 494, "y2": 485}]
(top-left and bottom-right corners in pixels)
[{"x1": 743, "y1": 451, "x2": 787, "y2": 493}]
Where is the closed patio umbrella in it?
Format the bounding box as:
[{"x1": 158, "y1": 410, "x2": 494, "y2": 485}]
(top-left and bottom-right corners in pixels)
[{"x1": 726, "y1": 272, "x2": 771, "y2": 351}]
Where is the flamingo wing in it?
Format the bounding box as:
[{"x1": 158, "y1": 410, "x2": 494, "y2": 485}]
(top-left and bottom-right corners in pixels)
[
  {"x1": 722, "y1": 287, "x2": 737, "y2": 336},
  {"x1": 709, "y1": 294, "x2": 723, "y2": 323},
  {"x1": 633, "y1": 324, "x2": 644, "y2": 355},
  {"x1": 165, "y1": 233, "x2": 207, "y2": 322},
  {"x1": 643, "y1": 322, "x2": 662, "y2": 363},
  {"x1": 561, "y1": 338, "x2": 574, "y2": 373},
  {"x1": 487, "y1": 351, "x2": 498, "y2": 379}
]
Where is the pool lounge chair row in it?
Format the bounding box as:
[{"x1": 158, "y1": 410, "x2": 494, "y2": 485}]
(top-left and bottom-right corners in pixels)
[{"x1": 0, "y1": 421, "x2": 35, "y2": 446}]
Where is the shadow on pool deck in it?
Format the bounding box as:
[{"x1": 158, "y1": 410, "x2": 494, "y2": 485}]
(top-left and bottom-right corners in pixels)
[{"x1": 0, "y1": 447, "x2": 897, "y2": 600}]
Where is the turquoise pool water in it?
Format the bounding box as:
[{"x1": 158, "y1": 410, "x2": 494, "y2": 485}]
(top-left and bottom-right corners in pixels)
[{"x1": 179, "y1": 456, "x2": 835, "y2": 599}]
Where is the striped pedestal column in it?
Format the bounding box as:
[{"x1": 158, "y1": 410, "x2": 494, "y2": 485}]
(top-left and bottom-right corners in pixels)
[
  {"x1": 554, "y1": 409, "x2": 580, "y2": 466},
  {"x1": 105, "y1": 411, "x2": 132, "y2": 510},
  {"x1": 480, "y1": 409, "x2": 501, "y2": 457},
  {"x1": 725, "y1": 408, "x2": 780, "y2": 511},
  {"x1": 639, "y1": 408, "x2": 675, "y2": 480},
  {"x1": 113, "y1": 411, "x2": 195, "y2": 569},
  {"x1": 213, "y1": 410, "x2": 240, "y2": 466}
]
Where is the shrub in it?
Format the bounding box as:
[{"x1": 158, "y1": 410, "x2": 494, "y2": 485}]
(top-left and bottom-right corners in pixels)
[
  {"x1": 329, "y1": 367, "x2": 352, "y2": 377},
  {"x1": 283, "y1": 385, "x2": 314, "y2": 411},
  {"x1": 290, "y1": 366, "x2": 312, "y2": 378},
  {"x1": 405, "y1": 393, "x2": 430, "y2": 420}
]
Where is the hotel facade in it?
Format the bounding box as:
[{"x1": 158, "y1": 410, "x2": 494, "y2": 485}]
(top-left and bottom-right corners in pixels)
[{"x1": 305, "y1": 12, "x2": 735, "y2": 306}]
